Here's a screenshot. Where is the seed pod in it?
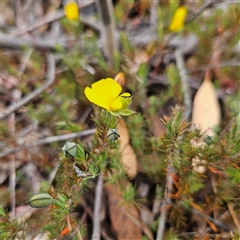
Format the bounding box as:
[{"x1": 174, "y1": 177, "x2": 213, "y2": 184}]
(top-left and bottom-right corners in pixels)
[
  {"x1": 107, "y1": 128, "x2": 120, "y2": 141},
  {"x1": 62, "y1": 141, "x2": 77, "y2": 157},
  {"x1": 26, "y1": 193, "x2": 53, "y2": 208}
]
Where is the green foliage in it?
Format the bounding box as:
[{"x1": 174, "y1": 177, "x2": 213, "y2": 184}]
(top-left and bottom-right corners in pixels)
[
  {"x1": 225, "y1": 91, "x2": 240, "y2": 124},
  {"x1": 120, "y1": 32, "x2": 135, "y2": 57},
  {"x1": 155, "y1": 106, "x2": 240, "y2": 234},
  {"x1": 1, "y1": 1, "x2": 240, "y2": 239},
  {"x1": 226, "y1": 167, "x2": 240, "y2": 185},
  {"x1": 186, "y1": 174, "x2": 204, "y2": 194},
  {"x1": 39, "y1": 181, "x2": 52, "y2": 193},
  {"x1": 121, "y1": 183, "x2": 142, "y2": 209},
  {"x1": 113, "y1": 51, "x2": 122, "y2": 72},
  {"x1": 126, "y1": 114, "x2": 165, "y2": 182},
  {"x1": 0, "y1": 122, "x2": 9, "y2": 136},
  {"x1": 148, "y1": 95, "x2": 161, "y2": 116}
]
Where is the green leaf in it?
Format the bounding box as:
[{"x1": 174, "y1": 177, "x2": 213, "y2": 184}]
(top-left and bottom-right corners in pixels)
[
  {"x1": 0, "y1": 207, "x2": 6, "y2": 216},
  {"x1": 118, "y1": 109, "x2": 136, "y2": 116},
  {"x1": 226, "y1": 167, "x2": 240, "y2": 185}
]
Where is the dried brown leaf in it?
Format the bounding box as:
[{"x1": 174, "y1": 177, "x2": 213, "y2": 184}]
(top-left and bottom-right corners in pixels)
[
  {"x1": 105, "y1": 184, "x2": 142, "y2": 240},
  {"x1": 192, "y1": 77, "x2": 221, "y2": 137},
  {"x1": 117, "y1": 119, "x2": 138, "y2": 178}
]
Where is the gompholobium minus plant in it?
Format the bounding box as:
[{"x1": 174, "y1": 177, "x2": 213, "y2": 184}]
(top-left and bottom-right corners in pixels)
[
  {"x1": 156, "y1": 106, "x2": 240, "y2": 239},
  {"x1": 157, "y1": 106, "x2": 191, "y2": 239},
  {"x1": 24, "y1": 77, "x2": 135, "y2": 239}
]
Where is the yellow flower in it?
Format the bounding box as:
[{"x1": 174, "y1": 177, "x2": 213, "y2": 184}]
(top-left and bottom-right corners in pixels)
[
  {"x1": 84, "y1": 78, "x2": 135, "y2": 116},
  {"x1": 169, "y1": 6, "x2": 187, "y2": 32},
  {"x1": 64, "y1": 1, "x2": 79, "y2": 21}
]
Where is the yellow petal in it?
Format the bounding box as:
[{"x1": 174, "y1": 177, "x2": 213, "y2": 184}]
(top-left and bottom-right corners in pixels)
[
  {"x1": 111, "y1": 96, "x2": 130, "y2": 112},
  {"x1": 64, "y1": 1, "x2": 79, "y2": 20},
  {"x1": 91, "y1": 78, "x2": 122, "y2": 102},
  {"x1": 84, "y1": 87, "x2": 110, "y2": 111},
  {"x1": 169, "y1": 6, "x2": 187, "y2": 32},
  {"x1": 111, "y1": 98, "x2": 123, "y2": 111},
  {"x1": 120, "y1": 93, "x2": 131, "y2": 97}
]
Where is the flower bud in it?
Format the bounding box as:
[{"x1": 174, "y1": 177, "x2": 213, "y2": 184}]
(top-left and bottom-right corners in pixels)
[
  {"x1": 107, "y1": 129, "x2": 120, "y2": 141},
  {"x1": 26, "y1": 193, "x2": 53, "y2": 208},
  {"x1": 64, "y1": 1, "x2": 79, "y2": 21},
  {"x1": 62, "y1": 141, "x2": 77, "y2": 157},
  {"x1": 204, "y1": 136, "x2": 214, "y2": 146}
]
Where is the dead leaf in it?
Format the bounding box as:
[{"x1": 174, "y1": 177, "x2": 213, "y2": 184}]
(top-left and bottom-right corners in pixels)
[
  {"x1": 192, "y1": 75, "x2": 221, "y2": 137},
  {"x1": 228, "y1": 202, "x2": 240, "y2": 231},
  {"x1": 105, "y1": 184, "x2": 142, "y2": 240},
  {"x1": 191, "y1": 74, "x2": 221, "y2": 174},
  {"x1": 117, "y1": 118, "x2": 138, "y2": 178},
  {"x1": 151, "y1": 115, "x2": 166, "y2": 137}
]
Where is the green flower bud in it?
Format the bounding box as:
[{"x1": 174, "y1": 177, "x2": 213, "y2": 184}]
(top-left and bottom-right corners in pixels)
[
  {"x1": 107, "y1": 129, "x2": 120, "y2": 141},
  {"x1": 26, "y1": 193, "x2": 53, "y2": 208},
  {"x1": 204, "y1": 136, "x2": 214, "y2": 145},
  {"x1": 62, "y1": 141, "x2": 77, "y2": 157}
]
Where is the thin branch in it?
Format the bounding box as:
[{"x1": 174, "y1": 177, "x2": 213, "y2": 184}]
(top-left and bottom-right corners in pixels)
[
  {"x1": 191, "y1": 208, "x2": 233, "y2": 231},
  {"x1": 186, "y1": 0, "x2": 239, "y2": 24},
  {"x1": 9, "y1": 114, "x2": 16, "y2": 219},
  {"x1": 97, "y1": 0, "x2": 117, "y2": 64},
  {"x1": 0, "y1": 33, "x2": 67, "y2": 51},
  {"x1": 48, "y1": 164, "x2": 59, "y2": 183},
  {"x1": 0, "y1": 53, "x2": 55, "y2": 119},
  {"x1": 178, "y1": 232, "x2": 232, "y2": 239},
  {"x1": 212, "y1": 0, "x2": 240, "y2": 8},
  {"x1": 14, "y1": 10, "x2": 64, "y2": 37},
  {"x1": 122, "y1": 206, "x2": 154, "y2": 240},
  {"x1": 175, "y1": 49, "x2": 192, "y2": 121},
  {"x1": 91, "y1": 173, "x2": 104, "y2": 240},
  {"x1": 11, "y1": 1, "x2": 99, "y2": 36},
  {"x1": 0, "y1": 128, "x2": 96, "y2": 158},
  {"x1": 150, "y1": 0, "x2": 158, "y2": 34},
  {"x1": 228, "y1": 202, "x2": 240, "y2": 231},
  {"x1": 186, "y1": 0, "x2": 215, "y2": 23},
  {"x1": 76, "y1": 227, "x2": 83, "y2": 240},
  {"x1": 189, "y1": 58, "x2": 240, "y2": 73},
  {"x1": 156, "y1": 163, "x2": 174, "y2": 240}
]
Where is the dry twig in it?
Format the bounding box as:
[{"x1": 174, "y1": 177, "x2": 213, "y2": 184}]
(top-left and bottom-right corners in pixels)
[
  {"x1": 191, "y1": 208, "x2": 233, "y2": 232},
  {"x1": 0, "y1": 33, "x2": 68, "y2": 51},
  {"x1": 9, "y1": 114, "x2": 16, "y2": 219},
  {"x1": 186, "y1": 0, "x2": 215, "y2": 23},
  {"x1": 92, "y1": 173, "x2": 104, "y2": 240},
  {"x1": 156, "y1": 164, "x2": 174, "y2": 239},
  {"x1": 0, "y1": 129, "x2": 96, "y2": 158},
  {"x1": 228, "y1": 202, "x2": 240, "y2": 231},
  {"x1": 0, "y1": 53, "x2": 55, "y2": 119},
  {"x1": 11, "y1": 1, "x2": 99, "y2": 36},
  {"x1": 97, "y1": 0, "x2": 117, "y2": 64},
  {"x1": 175, "y1": 49, "x2": 192, "y2": 121}
]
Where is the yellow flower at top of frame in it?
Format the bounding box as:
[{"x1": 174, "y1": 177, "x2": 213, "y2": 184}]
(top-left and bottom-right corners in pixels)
[
  {"x1": 64, "y1": 1, "x2": 79, "y2": 21},
  {"x1": 169, "y1": 6, "x2": 187, "y2": 32},
  {"x1": 84, "y1": 78, "x2": 135, "y2": 117}
]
